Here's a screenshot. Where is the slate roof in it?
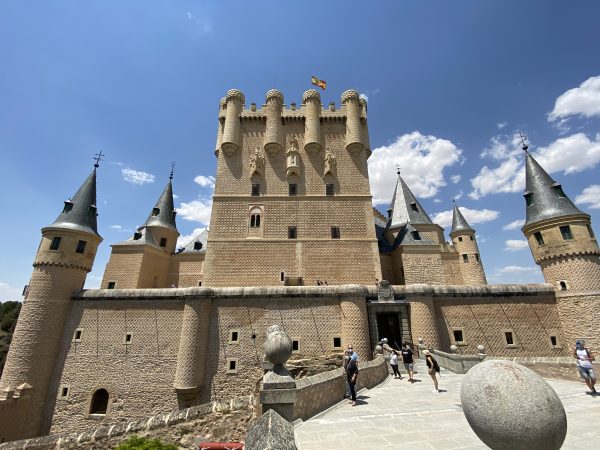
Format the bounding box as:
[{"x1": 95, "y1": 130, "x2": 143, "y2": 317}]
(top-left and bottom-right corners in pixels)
[
  {"x1": 178, "y1": 228, "x2": 209, "y2": 253},
  {"x1": 140, "y1": 180, "x2": 178, "y2": 233},
  {"x1": 523, "y1": 152, "x2": 587, "y2": 227},
  {"x1": 388, "y1": 174, "x2": 433, "y2": 228},
  {"x1": 450, "y1": 203, "x2": 474, "y2": 236},
  {"x1": 113, "y1": 228, "x2": 161, "y2": 249}
]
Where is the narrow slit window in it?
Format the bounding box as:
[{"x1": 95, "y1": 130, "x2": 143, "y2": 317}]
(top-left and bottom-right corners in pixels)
[
  {"x1": 50, "y1": 236, "x2": 62, "y2": 251},
  {"x1": 462, "y1": 254, "x2": 469, "y2": 263},
  {"x1": 160, "y1": 237, "x2": 167, "y2": 247},
  {"x1": 229, "y1": 330, "x2": 239, "y2": 343},
  {"x1": 292, "y1": 340, "x2": 299, "y2": 352},
  {"x1": 331, "y1": 226, "x2": 340, "y2": 239},
  {"x1": 550, "y1": 336, "x2": 558, "y2": 346},
  {"x1": 505, "y1": 331, "x2": 514, "y2": 345},
  {"x1": 251, "y1": 183, "x2": 260, "y2": 196},
  {"x1": 534, "y1": 232, "x2": 544, "y2": 246},
  {"x1": 289, "y1": 183, "x2": 297, "y2": 196},
  {"x1": 280, "y1": 271, "x2": 285, "y2": 282},
  {"x1": 288, "y1": 226, "x2": 297, "y2": 239},
  {"x1": 60, "y1": 386, "x2": 70, "y2": 398},
  {"x1": 227, "y1": 359, "x2": 238, "y2": 373},
  {"x1": 325, "y1": 183, "x2": 334, "y2": 196},
  {"x1": 559, "y1": 225, "x2": 573, "y2": 240},
  {"x1": 559, "y1": 281, "x2": 567, "y2": 291},
  {"x1": 475, "y1": 253, "x2": 480, "y2": 262},
  {"x1": 458, "y1": 236, "x2": 463, "y2": 242},
  {"x1": 73, "y1": 329, "x2": 83, "y2": 342},
  {"x1": 411, "y1": 231, "x2": 421, "y2": 240},
  {"x1": 76, "y1": 240, "x2": 87, "y2": 254},
  {"x1": 125, "y1": 333, "x2": 133, "y2": 344}
]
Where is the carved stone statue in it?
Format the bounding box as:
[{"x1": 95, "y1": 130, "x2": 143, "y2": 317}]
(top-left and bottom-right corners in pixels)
[
  {"x1": 324, "y1": 151, "x2": 336, "y2": 177},
  {"x1": 250, "y1": 147, "x2": 265, "y2": 177}
]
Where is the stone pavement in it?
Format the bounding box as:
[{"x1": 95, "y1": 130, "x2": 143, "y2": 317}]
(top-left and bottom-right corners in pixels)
[{"x1": 294, "y1": 359, "x2": 600, "y2": 449}]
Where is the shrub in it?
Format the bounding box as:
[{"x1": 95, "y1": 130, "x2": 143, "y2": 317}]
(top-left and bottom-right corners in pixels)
[{"x1": 114, "y1": 436, "x2": 178, "y2": 450}]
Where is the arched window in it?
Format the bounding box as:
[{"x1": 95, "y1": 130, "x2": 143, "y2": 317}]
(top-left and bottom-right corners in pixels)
[
  {"x1": 90, "y1": 388, "x2": 109, "y2": 415},
  {"x1": 559, "y1": 281, "x2": 567, "y2": 291},
  {"x1": 250, "y1": 213, "x2": 261, "y2": 228}
]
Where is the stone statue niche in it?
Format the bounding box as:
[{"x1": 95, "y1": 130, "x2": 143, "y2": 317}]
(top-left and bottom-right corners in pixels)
[
  {"x1": 286, "y1": 138, "x2": 300, "y2": 178},
  {"x1": 323, "y1": 151, "x2": 336, "y2": 178},
  {"x1": 250, "y1": 147, "x2": 265, "y2": 178}
]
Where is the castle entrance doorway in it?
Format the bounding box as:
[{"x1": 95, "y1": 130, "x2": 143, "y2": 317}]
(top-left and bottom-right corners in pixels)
[
  {"x1": 367, "y1": 303, "x2": 411, "y2": 352},
  {"x1": 377, "y1": 313, "x2": 402, "y2": 349}
]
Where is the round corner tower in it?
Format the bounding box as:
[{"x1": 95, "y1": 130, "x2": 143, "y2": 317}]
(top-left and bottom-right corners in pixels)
[
  {"x1": 449, "y1": 202, "x2": 487, "y2": 285},
  {"x1": 521, "y1": 151, "x2": 600, "y2": 348},
  {"x1": 0, "y1": 167, "x2": 102, "y2": 438}
]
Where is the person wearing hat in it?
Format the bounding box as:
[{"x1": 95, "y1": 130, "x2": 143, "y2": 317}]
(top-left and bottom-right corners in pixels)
[
  {"x1": 574, "y1": 340, "x2": 596, "y2": 394},
  {"x1": 346, "y1": 352, "x2": 359, "y2": 406},
  {"x1": 423, "y1": 350, "x2": 441, "y2": 393}
]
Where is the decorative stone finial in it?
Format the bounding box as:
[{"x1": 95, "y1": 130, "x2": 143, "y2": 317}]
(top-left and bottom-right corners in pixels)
[
  {"x1": 266, "y1": 89, "x2": 284, "y2": 102},
  {"x1": 226, "y1": 89, "x2": 245, "y2": 104},
  {"x1": 219, "y1": 97, "x2": 227, "y2": 108},
  {"x1": 477, "y1": 344, "x2": 486, "y2": 354},
  {"x1": 359, "y1": 97, "x2": 368, "y2": 109},
  {"x1": 418, "y1": 337, "x2": 424, "y2": 345},
  {"x1": 302, "y1": 89, "x2": 321, "y2": 103},
  {"x1": 450, "y1": 344, "x2": 458, "y2": 354},
  {"x1": 264, "y1": 325, "x2": 292, "y2": 366},
  {"x1": 374, "y1": 345, "x2": 383, "y2": 355},
  {"x1": 341, "y1": 89, "x2": 360, "y2": 104}
]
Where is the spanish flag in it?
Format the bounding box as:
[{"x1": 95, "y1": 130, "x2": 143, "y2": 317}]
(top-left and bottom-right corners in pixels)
[{"x1": 311, "y1": 75, "x2": 327, "y2": 90}]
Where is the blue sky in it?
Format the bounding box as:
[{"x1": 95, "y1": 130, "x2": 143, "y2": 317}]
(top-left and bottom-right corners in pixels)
[{"x1": 1, "y1": 1, "x2": 600, "y2": 301}]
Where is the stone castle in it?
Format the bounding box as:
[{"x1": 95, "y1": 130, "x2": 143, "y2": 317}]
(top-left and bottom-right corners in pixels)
[{"x1": 1, "y1": 88, "x2": 599, "y2": 442}]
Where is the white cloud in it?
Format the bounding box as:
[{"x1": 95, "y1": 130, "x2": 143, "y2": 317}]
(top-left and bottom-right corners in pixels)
[
  {"x1": 480, "y1": 133, "x2": 523, "y2": 161},
  {"x1": 173, "y1": 194, "x2": 179, "y2": 199},
  {"x1": 368, "y1": 131, "x2": 463, "y2": 205},
  {"x1": 178, "y1": 198, "x2": 212, "y2": 225},
  {"x1": 359, "y1": 93, "x2": 368, "y2": 102},
  {"x1": 433, "y1": 198, "x2": 442, "y2": 203},
  {"x1": 431, "y1": 207, "x2": 499, "y2": 228},
  {"x1": 450, "y1": 175, "x2": 461, "y2": 184},
  {"x1": 502, "y1": 219, "x2": 525, "y2": 231},
  {"x1": 534, "y1": 133, "x2": 600, "y2": 175},
  {"x1": 504, "y1": 239, "x2": 529, "y2": 251},
  {"x1": 122, "y1": 168, "x2": 155, "y2": 185},
  {"x1": 497, "y1": 122, "x2": 508, "y2": 129},
  {"x1": 575, "y1": 184, "x2": 600, "y2": 209},
  {"x1": 489, "y1": 265, "x2": 544, "y2": 284},
  {"x1": 0, "y1": 282, "x2": 23, "y2": 302},
  {"x1": 109, "y1": 224, "x2": 131, "y2": 233},
  {"x1": 548, "y1": 75, "x2": 600, "y2": 123},
  {"x1": 469, "y1": 157, "x2": 524, "y2": 199},
  {"x1": 454, "y1": 190, "x2": 463, "y2": 200},
  {"x1": 177, "y1": 227, "x2": 207, "y2": 249},
  {"x1": 194, "y1": 175, "x2": 216, "y2": 188},
  {"x1": 494, "y1": 265, "x2": 539, "y2": 275}
]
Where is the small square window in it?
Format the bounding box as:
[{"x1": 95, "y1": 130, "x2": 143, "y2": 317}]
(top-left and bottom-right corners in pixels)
[
  {"x1": 152, "y1": 207, "x2": 160, "y2": 216},
  {"x1": 503, "y1": 330, "x2": 518, "y2": 347},
  {"x1": 50, "y1": 236, "x2": 62, "y2": 251},
  {"x1": 124, "y1": 333, "x2": 133, "y2": 344},
  {"x1": 331, "y1": 226, "x2": 340, "y2": 239},
  {"x1": 197, "y1": 281, "x2": 202, "y2": 286},
  {"x1": 325, "y1": 184, "x2": 335, "y2": 196},
  {"x1": 292, "y1": 340, "x2": 299, "y2": 352},
  {"x1": 251, "y1": 183, "x2": 260, "y2": 196},
  {"x1": 58, "y1": 385, "x2": 70, "y2": 399},
  {"x1": 524, "y1": 193, "x2": 534, "y2": 206},
  {"x1": 289, "y1": 184, "x2": 297, "y2": 196},
  {"x1": 288, "y1": 226, "x2": 297, "y2": 239},
  {"x1": 160, "y1": 238, "x2": 167, "y2": 247},
  {"x1": 227, "y1": 358, "x2": 238, "y2": 373},
  {"x1": 462, "y1": 254, "x2": 469, "y2": 263},
  {"x1": 410, "y1": 202, "x2": 418, "y2": 212},
  {"x1": 73, "y1": 328, "x2": 83, "y2": 342},
  {"x1": 280, "y1": 271, "x2": 285, "y2": 282},
  {"x1": 333, "y1": 337, "x2": 342, "y2": 348},
  {"x1": 453, "y1": 329, "x2": 464, "y2": 343},
  {"x1": 550, "y1": 336, "x2": 557, "y2": 346},
  {"x1": 107, "y1": 281, "x2": 116, "y2": 289},
  {"x1": 559, "y1": 281, "x2": 567, "y2": 291},
  {"x1": 193, "y1": 241, "x2": 203, "y2": 250},
  {"x1": 560, "y1": 226, "x2": 573, "y2": 241},
  {"x1": 76, "y1": 240, "x2": 87, "y2": 254},
  {"x1": 469, "y1": 236, "x2": 474, "y2": 241},
  {"x1": 229, "y1": 329, "x2": 240, "y2": 344},
  {"x1": 534, "y1": 232, "x2": 544, "y2": 246},
  {"x1": 458, "y1": 237, "x2": 463, "y2": 242}
]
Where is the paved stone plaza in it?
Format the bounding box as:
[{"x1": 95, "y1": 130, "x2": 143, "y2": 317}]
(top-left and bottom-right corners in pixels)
[{"x1": 295, "y1": 360, "x2": 600, "y2": 449}]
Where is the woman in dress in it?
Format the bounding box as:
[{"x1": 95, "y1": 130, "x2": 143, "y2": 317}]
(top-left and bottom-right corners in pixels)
[{"x1": 423, "y1": 349, "x2": 440, "y2": 393}]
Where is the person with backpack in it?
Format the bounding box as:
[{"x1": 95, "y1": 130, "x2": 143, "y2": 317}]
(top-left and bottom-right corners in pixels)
[
  {"x1": 423, "y1": 350, "x2": 441, "y2": 393},
  {"x1": 574, "y1": 339, "x2": 596, "y2": 394}
]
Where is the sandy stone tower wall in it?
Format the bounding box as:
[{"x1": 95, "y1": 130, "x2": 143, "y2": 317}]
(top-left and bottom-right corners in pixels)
[
  {"x1": 450, "y1": 229, "x2": 487, "y2": 285},
  {"x1": 203, "y1": 88, "x2": 381, "y2": 287}
]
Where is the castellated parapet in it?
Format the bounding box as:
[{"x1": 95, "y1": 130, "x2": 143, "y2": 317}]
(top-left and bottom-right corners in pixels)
[{"x1": 221, "y1": 89, "x2": 245, "y2": 155}]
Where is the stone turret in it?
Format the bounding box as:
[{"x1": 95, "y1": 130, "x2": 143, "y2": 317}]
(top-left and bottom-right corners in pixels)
[
  {"x1": 450, "y1": 202, "x2": 487, "y2": 285},
  {"x1": 341, "y1": 90, "x2": 364, "y2": 154},
  {"x1": 221, "y1": 89, "x2": 245, "y2": 155},
  {"x1": 359, "y1": 97, "x2": 371, "y2": 158},
  {"x1": 0, "y1": 166, "x2": 102, "y2": 440},
  {"x1": 140, "y1": 178, "x2": 179, "y2": 255},
  {"x1": 214, "y1": 97, "x2": 226, "y2": 156},
  {"x1": 521, "y1": 150, "x2": 600, "y2": 348},
  {"x1": 302, "y1": 89, "x2": 322, "y2": 154},
  {"x1": 264, "y1": 89, "x2": 284, "y2": 154}
]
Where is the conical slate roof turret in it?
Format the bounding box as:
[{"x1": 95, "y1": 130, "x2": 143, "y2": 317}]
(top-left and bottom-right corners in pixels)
[
  {"x1": 140, "y1": 179, "x2": 178, "y2": 233},
  {"x1": 387, "y1": 172, "x2": 433, "y2": 228},
  {"x1": 523, "y1": 151, "x2": 587, "y2": 227},
  {"x1": 450, "y1": 202, "x2": 474, "y2": 236},
  {"x1": 45, "y1": 168, "x2": 101, "y2": 237}
]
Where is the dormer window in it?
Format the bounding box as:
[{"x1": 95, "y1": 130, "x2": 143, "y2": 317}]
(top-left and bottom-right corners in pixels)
[
  {"x1": 152, "y1": 207, "x2": 160, "y2": 216},
  {"x1": 50, "y1": 236, "x2": 62, "y2": 251},
  {"x1": 524, "y1": 193, "x2": 534, "y2": 206},
  {"x1": 193, "y1": 241, "x2": 203, "y2": 250},
  {"x1": 133, "y1": 232, "x2": 142, "y2": 240},
  {"x1": 411, "y1": 231, "x2": 421, "y2": 240},
  {"x1": 552, "y1": 185, "x2": 566, "y2": 198},
  {"x1": 160, "y1": 237, "x2": 167, "y2": 247},
  {"x1": 559, "y1": 225, "x2": 573, "y2": 240},
  {"x1": 410, "y1": 202, "x2": 419, "y2": 212},
  {"x1": 63, "y1": 201, "x2": 73, "y2": 213}
]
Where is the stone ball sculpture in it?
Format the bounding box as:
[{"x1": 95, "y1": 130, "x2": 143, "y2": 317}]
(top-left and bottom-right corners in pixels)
[
  {"x1": 381, "y1": 338, "x2": 388, "y2": 345},
  {"x1": 450, "y1": 344, "x2": 458, "y2": 354},
  {"x1": 477, "y1": 344, "x2": 485, "y2": 354},
  {"x1": 374, "y1": 345, "x2": 383, "y2": 355},
  {"x1": 461, "y1": 360, "x2": 566, "y2": 450},
  {"x1": 418, "y1": 337, "x2": 424, "y2": 345},
  {"x1": 264, "y1": 325, "x2": 293, "y2": 366}
]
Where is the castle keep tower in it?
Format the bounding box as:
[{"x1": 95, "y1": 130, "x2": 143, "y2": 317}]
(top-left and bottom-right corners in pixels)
[
  {"x1": 204, "y1": 88, "x2": 381, "y2": 287},
  {"x1": 0, "y1": 167, "x2": 102, "y2": 439},
  {"x1": 521, "y1": 150, "x2": 600, "y2": 348},
  {"x1": 101, "y1": 178, "x2": 179, "y2": 288},
  {"x1": 450, "y1": 203, "x2": 487, "y2": 284}
]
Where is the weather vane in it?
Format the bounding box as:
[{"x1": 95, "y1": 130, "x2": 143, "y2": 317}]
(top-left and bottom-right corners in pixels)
[
  {"x1": 169, "y1": 161, "x2": 176, "y2": 180},
  {"x1": 518, "y1": 132, "x2": 529, "y2": 151},
  {"x1": 93, "y1": 150, "x2": 104, "y2": 168},
  {"x1": 396, "y1": 164, "x2": 401, "y2": 175}
]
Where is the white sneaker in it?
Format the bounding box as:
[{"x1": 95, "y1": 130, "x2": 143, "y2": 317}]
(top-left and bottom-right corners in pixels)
[{"x1": 432, "y1": 389, "x2": 439, "y2": 393}]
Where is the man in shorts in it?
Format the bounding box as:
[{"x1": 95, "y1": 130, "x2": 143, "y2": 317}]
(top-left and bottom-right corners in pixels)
[
  {"x1": 574, "y1": 339, "x2": 596, "y2": 394},
  {"x1": 401, "y1": 343, "x2": 415, "y2": 382}
]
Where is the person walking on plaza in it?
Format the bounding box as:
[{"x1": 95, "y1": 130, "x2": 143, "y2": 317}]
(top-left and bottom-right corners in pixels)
[
  {"x1": 390, "y1": 349, "x2": 402, "y2": 379},
  {"x1": 423, "y1": 350, "x2": 441, "y2": 393},
  {"x1": 347, "y1": 352, "x2": 359, "y2": 406},
  {"x1": 574, "y1": 339, "x2": 596, "y2": 394},
  {"x1": 401, "y1": 343, "x2": 415, "y2": 382},
  {"x1": 343, "y1": 345, "x2": 353, "y2": 398}
]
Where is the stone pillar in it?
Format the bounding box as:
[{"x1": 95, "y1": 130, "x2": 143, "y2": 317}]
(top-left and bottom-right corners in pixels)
[
  {"x1": 340, "y1": 297, "x2": 370, "y2": 361},
  {"x1": 264, "y1": 89, "x2": 284, "y2": 155},
  {"x1": 302, "y1": 89, "x2": 322, "y2": 154},
  {"x1": 341, "y1": 90, "x2": 364, "y2": 154},
  {"x1": 174, "y1": 299, "x2": 211, "y2": 402},
  {"x1": 409, "y1": 297, "x2": 441, "y2": 350},
  {"x1": 260, "y1": 325, "x2": 296, "y2": 422},
  {"x1": 221, "y1": 89, "x2": 245, "y2": 156}
]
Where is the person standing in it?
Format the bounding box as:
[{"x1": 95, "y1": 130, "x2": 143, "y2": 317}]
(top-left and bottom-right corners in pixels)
[
  {"x1": 423, "y1": 350, "x2": 441, "y2": 393},
  {"x1": 574, "y1": 340, "x2": 596, "y2": 394},
  {"x1": 390, "y1": 350, "x2": 402, "y2": 379},
  {"x1": 347, "y1": 352, "x2": 359, "y2": 406},
  {"x1": 401, "y1": 343, "x2": 415, "y2": 382},
  {"x1": 343, "y1": 345, "x2": 353, "y2": 398}
]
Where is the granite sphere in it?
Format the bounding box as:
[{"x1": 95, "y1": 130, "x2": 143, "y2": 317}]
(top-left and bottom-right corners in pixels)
[
  {"x1": 477, "y1": 344, "x2": 485, "y2": 354},
  {"x1": 450, "y1": 344, "x2": 458, "y2": 354},
  {"x1": 461, "y1": 360, "x2": 566, "y2": 450},
  {"x1": 264, "y1": 329, "x2": 292, "y2": 365}
]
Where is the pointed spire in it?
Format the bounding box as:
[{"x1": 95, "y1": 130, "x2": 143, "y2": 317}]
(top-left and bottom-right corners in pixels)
[
  {"x1": 523, "y1": 151, "x2": 586, "y2": 227},
  {"x1": 387, "y1": 172, "x2": 433, "y2": 228},
  {"x1": 45, "y1": 168, "x2": 100, "y2": 237},
  {"x1": 450, "y1": 202, "x2": 474, "y2": 236},
  {"x1": 140, "y1": 179, "x2": 178, "y2": 233}
]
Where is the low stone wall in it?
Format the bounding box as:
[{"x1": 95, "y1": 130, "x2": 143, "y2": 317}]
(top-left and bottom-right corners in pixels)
[
  {"x1": 432, "y1": 350, "x2": 486, "y2": 374},
  {"x1": 294, "y1": 355, "x2": 387, "y2": 420},
  {"x1": 0, "y1": 396, "x2": 256, "y2": 450}
]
